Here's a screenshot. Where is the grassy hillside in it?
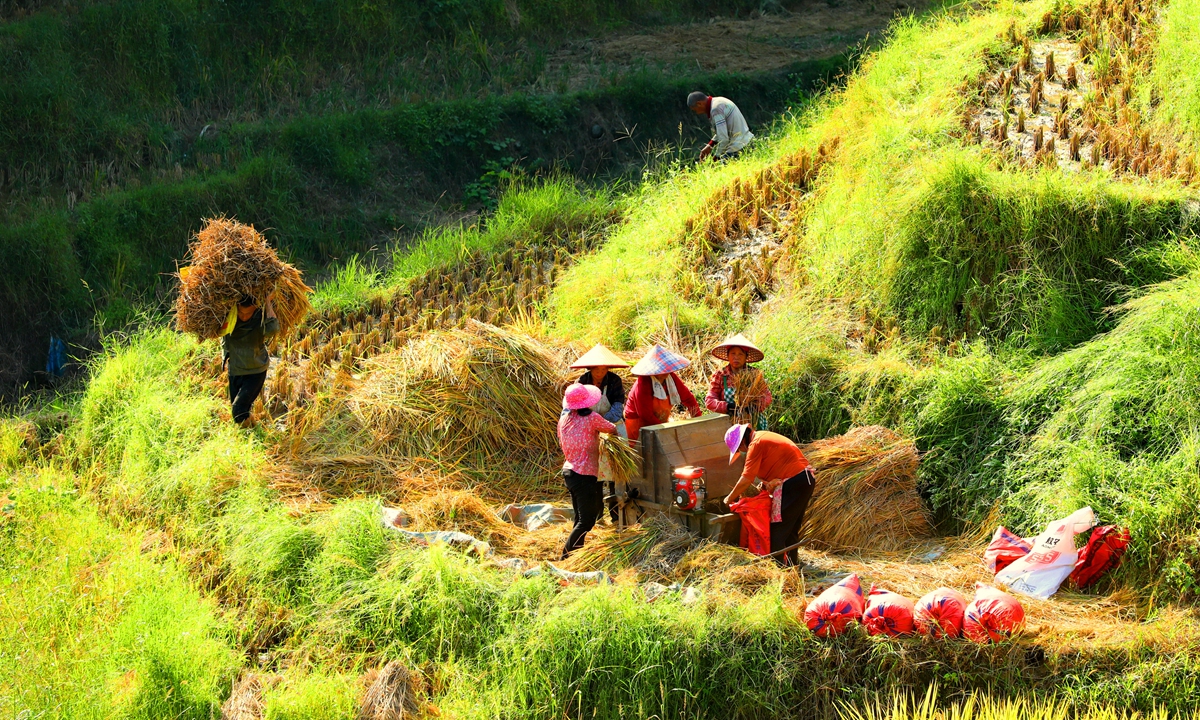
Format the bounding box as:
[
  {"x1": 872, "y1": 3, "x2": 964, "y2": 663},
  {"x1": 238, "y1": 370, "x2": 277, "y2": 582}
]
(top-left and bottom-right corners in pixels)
[
  {"x1": 0, "y1": 0, "x2": 848, "y2": 392},
  {"x1": 9, "y1": 0, "x2": 1200, "y2": 716}
]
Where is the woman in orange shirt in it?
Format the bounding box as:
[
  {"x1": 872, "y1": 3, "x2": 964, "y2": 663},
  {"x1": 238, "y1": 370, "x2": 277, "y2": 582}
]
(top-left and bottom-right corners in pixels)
[{"x1": 724, "y1": 424, "x2": 816, "y2": 566}]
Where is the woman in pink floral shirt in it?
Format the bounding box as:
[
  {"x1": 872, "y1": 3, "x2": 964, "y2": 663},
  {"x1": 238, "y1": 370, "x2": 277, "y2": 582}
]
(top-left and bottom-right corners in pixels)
[{"x1": 558, "y1": 383, "x2": 616, "y2": 558}]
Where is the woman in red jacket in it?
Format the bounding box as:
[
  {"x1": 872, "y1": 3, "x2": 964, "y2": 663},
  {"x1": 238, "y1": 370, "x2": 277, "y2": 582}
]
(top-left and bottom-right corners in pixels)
[{"x1": 623, "y1": 344, "x2": 702, "y2": 439}]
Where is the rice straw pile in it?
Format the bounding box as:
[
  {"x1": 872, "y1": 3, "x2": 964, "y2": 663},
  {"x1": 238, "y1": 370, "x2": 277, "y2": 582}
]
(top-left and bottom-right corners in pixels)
[
  {"x1": 564, "y1": 514, "x2": 698, "y2": 575},
  {"x1": 220, "y1": 672, "x2": 281, "y2": 720},
  {"x1": 175, "y1": 217, "x2": 311, "y2": 339},
  {"x1": 358, "y1": 660, "x2": 427, "y2": 720},
  {"x1": 350, "y1": 321, "x2": 568, "y2": 469},
  {"x1": 799, "y1": 425, "x2": 931, "y2": 552}
]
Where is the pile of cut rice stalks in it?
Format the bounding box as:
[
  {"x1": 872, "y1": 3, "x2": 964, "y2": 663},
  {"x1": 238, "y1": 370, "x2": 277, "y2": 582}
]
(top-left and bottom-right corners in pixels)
[{"x1": 800, "y1": 425, "x2": 931, "y2": 552}]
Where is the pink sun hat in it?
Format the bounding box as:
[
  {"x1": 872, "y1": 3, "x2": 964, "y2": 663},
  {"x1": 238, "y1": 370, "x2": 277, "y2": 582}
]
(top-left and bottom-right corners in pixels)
[
  {"x1": 563, "y1": 383, "x2": 603, "y2": 410},
  {"x1": 725, "y1": 423, "x2": 751, "y2": 463}
]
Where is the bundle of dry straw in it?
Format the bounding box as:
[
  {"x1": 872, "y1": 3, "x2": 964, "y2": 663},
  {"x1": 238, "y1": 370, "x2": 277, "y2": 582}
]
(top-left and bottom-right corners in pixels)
[
  {"x1": 358, "y1": 660, "x2": 426, "y2": 719},
  {"x1": 599, "y1": 433, "x2": 640, "y2": 485},
  {"x1": 350, "y1": 321, "x2": 567, "y2": 468},
  {"x1": 799, "y1": 425, "x2": 931, "y2": 552},
  {"x1": 175, "y1": 217, "x2": 311, "y2": 339}
]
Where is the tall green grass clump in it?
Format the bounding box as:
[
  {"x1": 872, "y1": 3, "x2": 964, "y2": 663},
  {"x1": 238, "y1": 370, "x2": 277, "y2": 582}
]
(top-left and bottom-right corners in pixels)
[
  {"x1": 1000, "y1": 274, "x2": 1200, "y2": 593},
  {"x1": 1152, "y1": 0, "x2": 1200, "y2": 145},
  {"x1": 888, "y1": 159, "x2": 1197, "y2": 351},
  {"x1": 0, "y1": 472, "x2": 238, "y2": 719},
  {"x1": 261, "y1": 673, "x2": 359, "y2": 720},
  {"x1": 74, "y1": 328, "x2": 265, "y2": 544}
]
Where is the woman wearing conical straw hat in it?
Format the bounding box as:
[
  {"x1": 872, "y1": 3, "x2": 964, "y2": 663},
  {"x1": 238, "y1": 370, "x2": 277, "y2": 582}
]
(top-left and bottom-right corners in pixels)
[
  {"x1": 558, "y1": 383, "x2": 616, "y2": 558},
  {"x1": 623, "y1": 345, "x2": 703, "y2": 440},
  {"x1": 570, "y1": 344, "x2": 629, "y2": 437},
  {"x1": 570, "y1": 344, "x2": 629, "y2": 524},
  {"x1": 705, "y1": 333, "x2": 772, "y2": 431}
]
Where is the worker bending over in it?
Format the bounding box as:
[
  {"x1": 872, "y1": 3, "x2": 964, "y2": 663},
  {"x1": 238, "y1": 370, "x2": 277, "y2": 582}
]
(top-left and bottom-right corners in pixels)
[
  {"x1": 224, "y1": 294, "x2": 278, "y2": 428},
  {"x1": 688, "y1": 91, "x2": 754, "y2": 161},
  {"x1": 724, "y1": 424, "x2": 816, "y2": 566}
]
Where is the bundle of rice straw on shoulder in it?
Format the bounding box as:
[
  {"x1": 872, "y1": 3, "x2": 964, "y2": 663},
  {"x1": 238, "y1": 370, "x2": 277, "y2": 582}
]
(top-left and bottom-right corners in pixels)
[
  {"x1": 350, "y1": 321, "x2": 568, "y2": 469},
  {"x1": 175, "y1": 217, "x2": 312, "y2": 339},
  {"x1": 799, "y1": 425, "x2": 932, "y2": 552}
]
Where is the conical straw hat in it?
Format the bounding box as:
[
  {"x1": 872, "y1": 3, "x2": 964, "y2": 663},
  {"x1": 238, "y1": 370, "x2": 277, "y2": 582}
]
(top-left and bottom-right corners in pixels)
[
  {"x1": 711, "y1": 333, "x2": 764, "y2": 363},
  {"x1": 630, "y1": 344, "x2": 691, "y2": 376},
  {"x1": 569, "y1": 343, "x2": 630, "y2": 369}
]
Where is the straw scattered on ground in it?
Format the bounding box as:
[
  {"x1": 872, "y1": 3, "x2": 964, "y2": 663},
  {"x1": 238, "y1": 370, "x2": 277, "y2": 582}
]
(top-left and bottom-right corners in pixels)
[
  {"x1": 800, "y1": 425, "x2": 932, "y2": 551},
  {"x1": 175, "y1": 217, "x2": 311, "y2": 339},
  {"x1": 406, "y1": 489, "x2": 521, "y2": 550}
]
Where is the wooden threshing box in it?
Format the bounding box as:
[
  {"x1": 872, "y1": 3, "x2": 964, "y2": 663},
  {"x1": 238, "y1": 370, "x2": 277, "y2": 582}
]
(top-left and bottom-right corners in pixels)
[{"x1": 602, "y1": 413, "x2": 745, "y2": 543}]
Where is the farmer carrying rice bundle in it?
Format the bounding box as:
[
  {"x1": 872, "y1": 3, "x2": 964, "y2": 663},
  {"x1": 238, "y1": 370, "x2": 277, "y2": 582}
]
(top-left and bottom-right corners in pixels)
[
  {"x1": 570, "y1": 343, "x2": 630, "y2": 523},
  {"x1": 559, "y1": 383, "x2": 617, "y2": 558},
  {"x1": 175, "y1": 217, "x2": 312, "y2": 427},
  {"x1": 705, "y1": 333, "x2": 772, "y2": 430}
]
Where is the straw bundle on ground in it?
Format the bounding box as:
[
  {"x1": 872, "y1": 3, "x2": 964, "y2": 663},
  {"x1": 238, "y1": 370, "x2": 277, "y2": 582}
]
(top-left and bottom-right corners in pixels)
[
  {"x1": 175, "y1": 217, "x2": 311, "y2": 339},
  {"x1": 799, "y1": 425, "x2": 931, "y2": 552},
  {"x1": 350, "y1": 321, "x2": 567, "y2": 467},
  {"x1": 358, "y1": 660, "x2": 425, "y2": 720},
  {"x1": 220, "y1": 672, "x2": 280, "y2": 720},
  {"x1": 564, "y1": 514, "x2": 697, "y2": 576}
]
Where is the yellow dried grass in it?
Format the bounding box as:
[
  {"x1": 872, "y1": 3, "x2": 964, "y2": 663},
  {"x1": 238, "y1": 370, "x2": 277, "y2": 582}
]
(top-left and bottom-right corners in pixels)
[
  {"x1": 349, "y1": 321, "x2": 569, "y2": 470},
  {"x1": 406, "y1": 489, "x2": 520, "y2": 549},
  {"x1": 799, "y1": 425, "x2": 932, "y2": 552}
]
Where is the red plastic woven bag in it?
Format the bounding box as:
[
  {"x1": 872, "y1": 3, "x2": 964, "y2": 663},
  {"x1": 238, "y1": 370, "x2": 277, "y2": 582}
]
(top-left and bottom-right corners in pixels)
[
  {"x1": 729, "y1": 490, "x2": 772, "y2": 556},
  {"x1": 963, "y1": 583, "x2": 1024, "y2": 643},
  {"x1": 805, "y1": 574, "x2": 864, "y2": 638},
  {"x1": 914, "y1": 587, "x2": 967, "y2": 639},
  {"x1": 984, "y1": 526, "x2": 1032, "y2": 574},
  {"x1": 1070, "y1": 525, "x2": 1131, "y2": 589},
  {"x1": 863, "y1": 584, "x2": 915, "y2": 637}
]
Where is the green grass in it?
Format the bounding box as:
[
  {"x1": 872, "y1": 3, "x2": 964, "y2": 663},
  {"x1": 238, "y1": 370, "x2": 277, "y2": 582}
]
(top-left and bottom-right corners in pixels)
[
  {"x1": 0, "y1": 470, "x2": 238, "y2": 719},
  {"x1": 39, "y1": 331, "x2": 1200, "y2": 717},
  {"x1": 262, "y1": 673, "x2": 359, "y2": 720},
  {"x1": 13, "y1": 0, "x2": 1200, "y2": 714},
  {"x1": 1, "y1": 55, "x2": 839, "y2": 387},
  {"x1": 388, "y1": 176, "x2": 620, "y2": 285},
  {"x1": 1152, "y1": 0, "x2": 1200, "y2": 145}
]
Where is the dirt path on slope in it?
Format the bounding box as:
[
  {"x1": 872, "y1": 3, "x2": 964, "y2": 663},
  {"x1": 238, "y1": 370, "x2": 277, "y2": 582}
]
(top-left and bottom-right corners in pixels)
[{"x1": 542, "y1": 0, "x2": 933, "y2": 91}]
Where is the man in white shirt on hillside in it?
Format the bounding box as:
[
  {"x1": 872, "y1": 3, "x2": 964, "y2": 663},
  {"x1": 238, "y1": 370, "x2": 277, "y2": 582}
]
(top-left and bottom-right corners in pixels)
[{"x1": 688, "y1": 91, "x2": 755, "y2": 161}]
